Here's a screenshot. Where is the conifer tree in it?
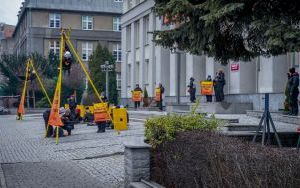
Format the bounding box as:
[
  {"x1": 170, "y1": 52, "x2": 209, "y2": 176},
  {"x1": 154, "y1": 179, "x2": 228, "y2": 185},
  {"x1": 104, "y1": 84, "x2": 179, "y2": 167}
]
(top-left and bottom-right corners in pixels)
[{"x1": 154, "y1": 0, "x2": 300, "y2": 64}]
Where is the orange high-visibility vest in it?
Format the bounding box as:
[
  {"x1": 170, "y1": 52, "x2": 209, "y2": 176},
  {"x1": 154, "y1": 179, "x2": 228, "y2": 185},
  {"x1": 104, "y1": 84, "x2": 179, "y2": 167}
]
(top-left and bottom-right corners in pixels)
[
  {"x1": 200, "y1": 81, "x2": 213, "y2": 95},
  {"x1": 94, "y1": 103, "x2": 109, "y2": 123},
  {"x1": 132, "y1": 91, "x2": 142, "y2": 102},
  {"x1": 155, "y1": 88, "x2": 161, "y2": 102}
]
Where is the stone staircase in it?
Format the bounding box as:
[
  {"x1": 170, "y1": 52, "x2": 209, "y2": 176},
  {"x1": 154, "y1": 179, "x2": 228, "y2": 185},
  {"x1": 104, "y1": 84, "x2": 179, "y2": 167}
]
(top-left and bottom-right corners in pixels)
[{"x1": 247, "y1": 110, "x2": 300, "y2": 125}]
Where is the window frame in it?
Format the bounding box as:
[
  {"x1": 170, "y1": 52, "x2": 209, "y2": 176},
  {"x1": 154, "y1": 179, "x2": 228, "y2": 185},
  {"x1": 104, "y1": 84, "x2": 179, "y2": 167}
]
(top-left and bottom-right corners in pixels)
[
  {"x1": 116, "y1": 73, "x2": 122, "y2": 90},
  {"x1": 113, "y1": 44, "x2": 122, "y2": 63},
  {"x1": 113, "y1": 17, "x2": 121, "y2": 32},
  {"x1": 82, "y1": 16, "x2": 93, "y2": 30},
  {"x1": 49, "y1": 13, "x2": 61, "y2": 28},
  {"x1": 82, "y1": 42, "x2": 93, "y2": 61},
  {"x1": 49, "y1": 40, "x2": 60, "y2": 54}
]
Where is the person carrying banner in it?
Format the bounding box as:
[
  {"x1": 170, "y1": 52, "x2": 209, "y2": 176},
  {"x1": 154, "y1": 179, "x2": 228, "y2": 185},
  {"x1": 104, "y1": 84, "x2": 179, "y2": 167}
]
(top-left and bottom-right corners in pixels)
[
  {"x1": 205, "y1": 75, "x2": 213, "y2": 102},
  {"x1": 94, "y1": 103, "x2": 109, "y2": 133},
  {"x1": 156, "y1": 83, "x2": 165, "y2": 111},
  {"x1": 201, "y1": 77, "x2": 214, "y2": 102},
  {"x1": 132, "y1": 84, "x2": 143, "y2": 109}
]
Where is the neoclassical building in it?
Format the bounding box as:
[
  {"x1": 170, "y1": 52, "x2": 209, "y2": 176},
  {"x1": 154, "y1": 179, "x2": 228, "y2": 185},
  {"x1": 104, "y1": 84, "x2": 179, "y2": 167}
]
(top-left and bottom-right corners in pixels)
[{"x1": 121, "y1": 0, "x2": 299, "y2": 111}]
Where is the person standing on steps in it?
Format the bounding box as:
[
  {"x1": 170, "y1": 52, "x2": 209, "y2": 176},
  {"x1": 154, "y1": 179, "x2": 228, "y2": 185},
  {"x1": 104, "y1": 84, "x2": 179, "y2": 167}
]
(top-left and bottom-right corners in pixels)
[
  {"x1": 288, "y1": 67, "x2": 299, "y2": 116},
  {"x1": 156, "y1": 83, "x2": 165, "y2": 111},
  {"x1": 133, "y1": 84, "x2": 143, "y2": 109},
  {"x1": 206, "y1": 75, "x2": 213, "y2": 102},
  {"x1": 188, "y1": 77, "x2": 196, "y2": 103}
]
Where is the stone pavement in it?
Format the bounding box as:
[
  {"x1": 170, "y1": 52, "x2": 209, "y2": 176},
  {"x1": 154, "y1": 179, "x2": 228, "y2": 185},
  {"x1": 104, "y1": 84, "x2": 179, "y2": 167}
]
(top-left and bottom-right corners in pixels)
[{"x1": 0, "y1": 114, "x2": 145, "y2": 188}]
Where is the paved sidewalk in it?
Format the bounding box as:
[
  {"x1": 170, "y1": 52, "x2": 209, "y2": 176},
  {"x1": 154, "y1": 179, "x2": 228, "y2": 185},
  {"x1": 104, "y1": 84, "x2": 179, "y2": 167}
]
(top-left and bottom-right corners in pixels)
[{"x1": 0, "y1": 115, "x2": 145, "y2": 188}]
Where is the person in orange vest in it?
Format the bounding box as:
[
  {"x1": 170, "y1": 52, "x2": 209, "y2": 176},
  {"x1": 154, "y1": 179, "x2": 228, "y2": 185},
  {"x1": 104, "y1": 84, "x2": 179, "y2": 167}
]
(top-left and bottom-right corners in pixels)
[
  {"x1": 94, "y1": 104, "x2": 108, "y2": 133},
  {"x1": 133, "y1": 84, "x2": 143, "y2": 109}
]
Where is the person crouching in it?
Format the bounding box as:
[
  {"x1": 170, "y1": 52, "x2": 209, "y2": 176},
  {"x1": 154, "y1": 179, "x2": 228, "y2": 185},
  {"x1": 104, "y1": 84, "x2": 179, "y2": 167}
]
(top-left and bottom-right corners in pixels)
[{"x1": 61, "y1": 109, "x2": 74, "y2": 136}]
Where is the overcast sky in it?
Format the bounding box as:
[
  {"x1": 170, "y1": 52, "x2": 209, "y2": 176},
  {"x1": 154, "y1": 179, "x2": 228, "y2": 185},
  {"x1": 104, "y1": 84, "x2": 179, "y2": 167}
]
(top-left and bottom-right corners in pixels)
[{"x1": 0, "y1": 0, "x2": 24, "y2": 25}]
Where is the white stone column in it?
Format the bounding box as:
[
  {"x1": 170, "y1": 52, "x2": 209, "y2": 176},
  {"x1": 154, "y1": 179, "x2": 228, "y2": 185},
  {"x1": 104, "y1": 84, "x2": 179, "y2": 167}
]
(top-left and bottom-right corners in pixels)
[
  {"x1": 169, "y1": 53, "x2": 177, "y2": 96},
  {"x1": 258, "y1": 56, "x2": 273, "y2": 93},
  {"x1": 139, "y1": 18, "x2": 145, "y2": 88},
  {"x1": 155, "y1": 17, "x2": 162, "y2": 86},
  {"x1": 206, "y1": 57, "x2": 215, "y2": 78},
  {"x1": 148, "y1": 12, "x2": 155, "y2": 96},
  {"x1": 186, "y1": 53, "x2": 194, "y2": 95},
  {"x1": 121, "y1": 26, "x2": 127, "y2": 98},
  {"x1": 130, "y1": 22, "x2": 136, "y2": 89}
]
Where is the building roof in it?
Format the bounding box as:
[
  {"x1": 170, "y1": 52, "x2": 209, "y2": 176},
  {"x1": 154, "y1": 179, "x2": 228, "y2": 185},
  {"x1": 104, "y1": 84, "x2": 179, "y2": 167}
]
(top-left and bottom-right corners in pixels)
[
  {"x1": 13, "y1": 0, "x2": 123, "y2": 37},
  {"x1": 18, "y1": 0, "x2": 122, "y2": 18}
]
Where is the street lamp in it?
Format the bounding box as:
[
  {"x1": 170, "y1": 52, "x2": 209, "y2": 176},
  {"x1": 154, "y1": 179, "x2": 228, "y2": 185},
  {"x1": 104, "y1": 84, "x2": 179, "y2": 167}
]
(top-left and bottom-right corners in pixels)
[
  {"x1": 100, "y1": 61, "x2": 114, "y2": 100},
  {"x1": 170, "y1": 43, "x2": 183, "y2": 104}
]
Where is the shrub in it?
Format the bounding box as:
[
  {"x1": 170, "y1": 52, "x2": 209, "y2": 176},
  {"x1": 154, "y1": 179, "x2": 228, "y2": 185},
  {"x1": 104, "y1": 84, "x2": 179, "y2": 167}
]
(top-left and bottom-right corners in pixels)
[
  {"x1": 145, "y1": 114, "x2": 222, "y2": 147},
  {"x1": 151, "y1": 131, "x2": 300, "y2": 188}
]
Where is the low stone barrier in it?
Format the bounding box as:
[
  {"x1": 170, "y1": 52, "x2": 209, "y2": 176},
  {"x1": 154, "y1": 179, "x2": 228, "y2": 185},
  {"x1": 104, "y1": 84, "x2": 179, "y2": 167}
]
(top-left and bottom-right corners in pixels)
[{"x1": 124, "y1": 139, "x2": 151, "y2": 188}]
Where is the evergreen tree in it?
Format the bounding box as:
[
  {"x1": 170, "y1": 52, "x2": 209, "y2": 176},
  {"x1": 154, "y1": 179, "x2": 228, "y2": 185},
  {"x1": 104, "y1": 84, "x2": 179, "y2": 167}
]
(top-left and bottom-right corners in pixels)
[
  {"x1": 0, "y1": 53, "x2": 57, "y2": 95},
  {"x1": 153, "y1": 0, "x2": 300, "y2": 64},
  {"x1": 88, "y1": 44, "x2": 118, "y2": 104}
]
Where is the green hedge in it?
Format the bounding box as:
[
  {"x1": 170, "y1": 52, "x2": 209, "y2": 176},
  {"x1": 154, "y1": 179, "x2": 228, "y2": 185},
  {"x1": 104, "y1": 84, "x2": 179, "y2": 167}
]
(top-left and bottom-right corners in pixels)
[{"x1": 145, "y1": 114, "x2": 222, "y2": 147}]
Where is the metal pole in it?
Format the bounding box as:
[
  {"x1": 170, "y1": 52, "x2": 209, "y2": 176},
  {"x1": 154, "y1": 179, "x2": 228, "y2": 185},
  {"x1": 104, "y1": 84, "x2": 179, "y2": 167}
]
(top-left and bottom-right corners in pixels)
[
  {"x1": 176, "y1": 52, "x2": 180, "y2": 104},
  {"x1": 106, "y1": 69, "x2": 109, "y2": 100}
]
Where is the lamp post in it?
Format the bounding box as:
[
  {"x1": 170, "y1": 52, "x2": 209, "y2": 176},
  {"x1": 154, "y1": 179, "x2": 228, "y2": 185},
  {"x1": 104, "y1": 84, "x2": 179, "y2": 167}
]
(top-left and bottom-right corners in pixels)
[
  {"x1": 100, "y1": 61, "x2": 114, "y2": 100},
  {"x1": 170, "y1": 43, "x2": 183, "y2": 104}
]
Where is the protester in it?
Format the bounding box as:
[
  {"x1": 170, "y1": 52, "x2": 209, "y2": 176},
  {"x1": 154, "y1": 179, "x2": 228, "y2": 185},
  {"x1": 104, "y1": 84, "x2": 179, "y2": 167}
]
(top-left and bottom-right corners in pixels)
[
  {"x1": 133, "y1": 84, "x2": 143, "y2": 109},
  {"x1": 188, "y1": 77, "x2": 196, "y2": 103},
  {"x1": 206, "y1": 75, "x2": 213, "y2": 102},
  {"x1": 42, "y1": 109, "x2": 53, "y2": 137},
  {"x1": 61, "y1": 109, "x2": 74, "y2": 136},
  {"x1": 288, "y1": 67, "x2": 299, "y2": 116},
  {"x1": 68, "y1": 95, "x2": 77, "y2": 121},
  {"x1": 213, "y1": 71, "x2": 226, "y2": 102},
  {"x1": 157, "y1": 83, "x2": 165, "y2": 111},
  {"x1": 63, "y1": 44, "x2": 72, "y2": 75}
]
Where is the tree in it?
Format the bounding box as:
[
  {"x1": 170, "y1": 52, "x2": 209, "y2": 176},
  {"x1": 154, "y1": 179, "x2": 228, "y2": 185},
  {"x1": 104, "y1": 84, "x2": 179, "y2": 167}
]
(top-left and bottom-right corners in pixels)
[
  {"x1": 88, "y1": 44, "x2": 118, "y2": 104},
  {"x1": 0, "y1": 53, "x2": 57, "y2": 96},
  {"x1": 153, "y1": 0, "x2": 300, "y2": 64}
]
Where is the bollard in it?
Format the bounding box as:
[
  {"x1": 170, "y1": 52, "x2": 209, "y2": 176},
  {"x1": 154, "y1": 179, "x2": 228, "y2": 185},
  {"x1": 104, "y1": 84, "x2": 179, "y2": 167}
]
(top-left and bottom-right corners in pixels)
[{"x1": 124, "y1": 139, "x2": 151, "y2": 188}]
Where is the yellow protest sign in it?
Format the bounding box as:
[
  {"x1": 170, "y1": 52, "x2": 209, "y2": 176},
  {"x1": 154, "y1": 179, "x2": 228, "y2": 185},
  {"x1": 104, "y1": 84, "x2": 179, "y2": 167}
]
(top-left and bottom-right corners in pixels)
[
  {"x1": 132, "y1": 91, "x2": 142, "y2": 102},
  {"x1": 200, "y1": 81, "x2": 213, "y2": 95}
]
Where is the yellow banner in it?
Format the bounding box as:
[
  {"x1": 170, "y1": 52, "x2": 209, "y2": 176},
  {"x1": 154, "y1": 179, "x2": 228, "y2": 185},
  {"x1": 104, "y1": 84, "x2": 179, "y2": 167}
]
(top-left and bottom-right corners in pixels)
[
  {"x1": 132, "y1": 91, "x2": 142, "y2": 102},
  {"x1": 155, "y1": 88, "x2": 161, "y2": 101},
  {"x1": 200, "y1": 81, "x2": 213, "y2": 95}
]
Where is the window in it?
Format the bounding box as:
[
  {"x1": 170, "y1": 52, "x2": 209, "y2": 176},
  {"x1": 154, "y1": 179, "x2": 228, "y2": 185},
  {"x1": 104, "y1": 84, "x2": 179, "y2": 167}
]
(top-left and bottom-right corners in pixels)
[
  {"x1": 113, "y1": 44, "x2": 122, "y2": 62},
  {"x1": 49, "y1": 40, "x2": 60, "y2": 54},
  {"x1": 144, "y1": 16, "x2": 150, "y2": 45},
  {"x1": 82, "y1": 16, "x2": 93, "y2": 30},
  {"x1": 49, "y1": 14, "x2": 61, "y2": 28},
  {"x1": 113, "y1": 17, "x2": 121, "y2": 31},
  {"x1": 114, "y1": 0, "x2": 123, "y2": 2},
  {"x1": 116, "y1": 73, "x2": 121, "y2": 90},
  {"x1": 82, "y1": 42, "x2": 93, "y2": 61}
]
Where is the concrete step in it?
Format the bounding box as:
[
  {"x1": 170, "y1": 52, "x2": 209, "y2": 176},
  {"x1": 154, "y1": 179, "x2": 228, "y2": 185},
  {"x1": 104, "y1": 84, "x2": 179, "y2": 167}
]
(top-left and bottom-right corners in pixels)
[
  {"x1": 129, "y1": 180, "x2": 165, "y2": 188},
  {"x1": 247, "y1": 110, "x2": 300, "y2": 125},
  {"x1": 223, "y1": 123, "x2": 258, "y2": 131}
]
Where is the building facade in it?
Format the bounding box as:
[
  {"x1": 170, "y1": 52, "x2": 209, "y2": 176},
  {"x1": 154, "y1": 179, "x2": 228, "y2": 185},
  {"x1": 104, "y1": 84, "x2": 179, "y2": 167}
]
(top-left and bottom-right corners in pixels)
[
  {"x1": 13, "y1": 0, "x2": 123, "y2": 93},
  {"x1": 0, "y1": 23, "x2": 15, "y2": 55},
  {"x1": 121, "y1": 0, "x2": 299, "y2": 111}
]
